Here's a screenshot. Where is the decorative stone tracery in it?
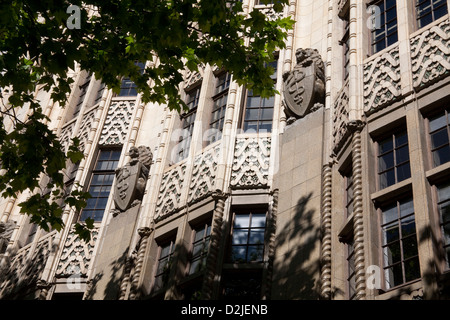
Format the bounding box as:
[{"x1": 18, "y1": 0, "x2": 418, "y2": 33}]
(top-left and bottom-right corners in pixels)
[
  {"x1": 99, "y1": 100, "x2": 136, "y2": 145},
  {"x1": 155, "y1": 163, "x2": 187, "y2": 221},
  {"x1": 231, "y1": 137, "x2": 271, "y2": 188},
  {"x1": 55, "y1": 227, "x2": 99, "y2": 278},
  {"x1": 363, "y1": 45, "x2": 401, "y2": 115},
  {"x1": 411, "y1": 18, "x2": 450, "y2": 90},
  {"x1": 187, "y1": 145, "x2": 221, "y2": 204}
]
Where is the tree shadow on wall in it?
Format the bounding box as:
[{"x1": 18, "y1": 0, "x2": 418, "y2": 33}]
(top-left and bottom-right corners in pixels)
[
  {"x1": 84, "y1": 247, "x2": 129, "y2": 300},
  {"x1": 271, "y1": 192, "x2": 321, "y2": 299}
]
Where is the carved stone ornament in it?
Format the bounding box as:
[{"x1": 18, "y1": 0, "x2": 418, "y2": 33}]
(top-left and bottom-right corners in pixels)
[
  {"x1": 282, "y1": 48, "x2": 326, "y2": 119},
  {"x1": 113, "y1": 146, "x2": 152, "y2": 214}
]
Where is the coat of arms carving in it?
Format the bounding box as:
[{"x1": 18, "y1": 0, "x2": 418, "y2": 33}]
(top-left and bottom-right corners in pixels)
[
  {"x1": 113, "y1": 145, "x2": 152, "y2": 215},
  {"x1": 282, "y1": 48, "x2": 326, "y2": 119}
]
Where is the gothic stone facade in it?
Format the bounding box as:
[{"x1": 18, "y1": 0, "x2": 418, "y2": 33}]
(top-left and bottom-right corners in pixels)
[{"x1": 1, "y1": 0, "x2": 450, "y2": 300}]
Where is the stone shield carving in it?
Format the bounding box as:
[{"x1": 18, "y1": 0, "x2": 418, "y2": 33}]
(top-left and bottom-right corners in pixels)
[
  {"x1": 283, "y1": 48, "x2": 325, "y2": 119},
  {"x1": 113, "y1": 146, "x2": 152, "y2": 214}
]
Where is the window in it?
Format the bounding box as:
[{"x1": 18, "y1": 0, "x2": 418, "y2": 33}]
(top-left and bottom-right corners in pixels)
[
  {"x1": 220, "y1": 270, "x2": 263, "y2": 300},
  {"x1": 416, "y1": 0, "x2": 448, "y2": 29},
  {"x1": 241, "y1": 59, "x2": 277, "y2": 133},
  {"x1": 377, "y1": 129, "x2": 411, "y2": 189},
  {"x1": 118, "y1": 62, "x2": 145, "y2": 97},
  {"x1": 370, "y1": 0, "x2": 398, "y2": 54},
  {"x1": 436, "y1": 181, "x2": 450, "y2": 268},
  {"x1": 188, "y1": 221, "x2": 211, "y2": 275},
  {"x1": 207, "y1": 72, "x2": 231, "y2": 145},
  {"x1": 80, "y1": 149, "x2": 121, "y2": 222},
  {"x1": 428, "y1": 109, "x2": 450, "y2": 167},
  {"x1": 175, "y1": 86, "x2": 200, "y2": 162},
  {"x1": 153, "y1": 238, "x2": 176, "y2": 292},
  {"x1": 230, "y1": 209, "x2": 267, "y2": 263},
  {"x1": 340, "y1": 14, "x2": 350, "y2": 81},
  {"x1": 347, "y1": 240, "x2": 357, "y2": 300},
  {"x1": 94, "y1": 83, "x2": 106, "y2": 105},
  {"x1": 73, "y1": 73, "x2": 92, "y2": 118},
  {"x1": 344, "y1": 167, "x2": 354, "y2": 218},
  {"x1": 380, "y1": 197, "x2": 420, "y2": 289}
]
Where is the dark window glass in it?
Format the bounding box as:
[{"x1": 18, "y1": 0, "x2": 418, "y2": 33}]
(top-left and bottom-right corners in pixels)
[
  {"x1": 154, "y1": 239, "x2": 176, "y2": 292},
  {"x1": 80, "y1": 149, "x2": 121, "y2": 222},
  {"x1": 416, "y1": 0, "x2": 448, "y2": 29},
  {"x1": 118, "y1": 62, "x2": 145, "y2": 97},
  {"x1": 429, "y1": 109, "x2": 450, "y2": 167},
  {"x1": 175, "y1": 86, "x2": 200, "y2": 162},
  {"x1": 207, "y1": 73, "x2": 231, "y2": 145},
  {"x1": 242, "y1": 59, "x2": 277, "y2": 133},
  {"x1": 230, "y1": 211, "x2": 267, "y2": 263},
  {"x1": 437, "y1": 181, "x2": 450, "y2": 269},
  {"x1": 189, "y1": 221, "x2": 212, "y2": 275},
  {"x1": 370, "y1": 0, "x2": 398, "y2": 54},
  {"x1": 381, "y1": 197, "x2": 420, "y2": 289},
  {"x1": 377, "y1": 129, "x2": 411, "y2": 189},
  {"x1": 347, "y1": 240, "x2": 357, "y2": 299}
]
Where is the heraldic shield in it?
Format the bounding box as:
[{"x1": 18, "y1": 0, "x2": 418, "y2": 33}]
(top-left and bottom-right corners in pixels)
[
  {"x1": 114, "y1": 161, "x2": 143, "y2": 212},
  {"x1": 283, "y1": 64, "x2": 317, "y2": 119},
  {"x1": 282, "y1": 48, "x2": 326, "y2": 119}
]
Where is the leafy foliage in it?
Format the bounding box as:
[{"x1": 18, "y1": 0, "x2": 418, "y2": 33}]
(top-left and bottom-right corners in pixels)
[{"x1": 0, "y1": 0, "x2": 294, "y2": 242}]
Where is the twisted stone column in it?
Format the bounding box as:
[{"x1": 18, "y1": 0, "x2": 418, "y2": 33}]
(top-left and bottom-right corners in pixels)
[
  {"x1": 201, "y1": 190, "x2": 228, "y2": 299},
  {"x1": 263, "y1": 189, "x2": 279, "y2": 300},
  {"x1": 349, "y1": 120, "x2": 366, "y2": 300},
  {"x1": 118, "y1": 255, "x2": 135, "y2": 300},
  {"x1": 320, "y1": 162, "x2": 333, "y2": 299},
  {"x1": 36, "y1": 279, "x2": 52, "y2": 300},
  {"x1": 129, "y1": 227, "x2": 152, "y2": 300}
]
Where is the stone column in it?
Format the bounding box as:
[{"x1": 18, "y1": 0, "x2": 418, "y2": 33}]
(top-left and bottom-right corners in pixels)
[
  {"x1": 349, "y1": 120, "x2": 366, "y2": 300},
  {"x1": 118, "y1": 255, "x2": 135, "y2": 300},
  {"x1": 262, "y1": 189, "x2": 279, "y2": 300},
  {"x1": 320, "y1": 162, "x2": 333, "y2": 299},
  {"x1": 201, "y1": 190, "x2": 229, "y2": 299},
  {"x1": 129, "y1": 227, "x2": 152, "y2": 300}
]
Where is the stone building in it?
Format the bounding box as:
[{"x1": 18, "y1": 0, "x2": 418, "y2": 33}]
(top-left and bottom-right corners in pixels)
[{"x1": 1, "y1": 0, "x2": 450, "y2": 300}]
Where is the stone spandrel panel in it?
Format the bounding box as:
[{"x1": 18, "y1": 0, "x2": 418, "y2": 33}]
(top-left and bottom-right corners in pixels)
[
  {"x1": 0, "y1": 231, "x2": 56, "y2": 299},
  {"x1": 231, "y1": 137, "x2": 271, "y2": 188},
  {"x1": 99, "y1": 100, "x2": 136, "y2": 145},
  {"x1": 55, "y1": 227, "x2": 99, "y2": 278},
  {"x1": 154, "y1": 162, "x2": 187, "y2": 221},
  {"x1": 187, "y1": 144, "x2": 221, "y2": 205},
  {"x1": 363, "y1": 45, "x2": 401, "y2": 115},
  {"x1": 59, "y1": 120, "x2": 76, "y2": 153},
  {"x1": 332, "y1": 82, "x2": 349, "y2": 153},
  {"x1": 411, "y1": 18, "x2": 450, "y2": 90},
  {"x1": 77, "y1": 106, "x2": 97, "y2": 152}
]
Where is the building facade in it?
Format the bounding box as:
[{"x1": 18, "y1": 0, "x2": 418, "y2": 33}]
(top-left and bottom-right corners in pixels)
[{"x1": 1, "y1": 0, "x2": 450, "y2": 300}]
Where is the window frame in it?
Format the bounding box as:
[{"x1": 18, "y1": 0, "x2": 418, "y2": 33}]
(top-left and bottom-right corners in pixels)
[
  {"x1": 228, "y1": 207, "x2": 268, "y2": 264},
  {"x1": 207, "y1": 72, "x2": 231, "y2": 145},
  {"x1": 79, "y1": 148, "x2": 122, "y2": 222},
  {"x1": 376, "y1": 128, "x2": 411, "y2": 190},
  {"x1": 240, "y1": 58, "x2": 278, "y2": 133},
  {"x1": 369, "y1": 0, "x2": 399, "y2": 55},
  {"x1": 426, "y1": 108, "x2": 450, "y2": 168},
  {"x1": 188, "y1": 220, "x2": 212, "y2": 276},
  {"x1": 415, "y1": 0, "x2": 448, "y2": 30},
  {"x1": 434, "y1": 180, "x2": 450, "y2": 271},
  {"x1": 378, "y1": 196, "x2": 421, "y2": 290},
  {"x1": 175, "y1": 84, "x2": 201, "y2": 162},
  {"x1": 153, "y1": 237, "x2": 176, "y2": 293}
]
